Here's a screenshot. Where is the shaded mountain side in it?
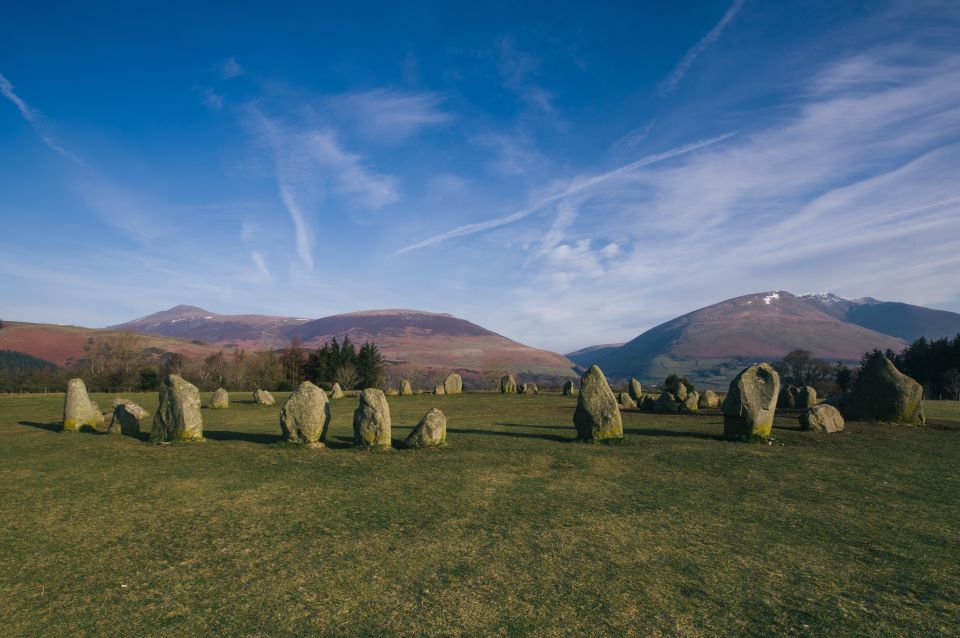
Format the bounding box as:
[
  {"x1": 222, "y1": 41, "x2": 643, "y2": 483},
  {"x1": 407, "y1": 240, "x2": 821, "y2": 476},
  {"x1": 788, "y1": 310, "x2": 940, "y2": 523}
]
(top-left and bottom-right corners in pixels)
[
  {"x1": 590, "y1": 291, "x2": 906, "y2": 388},
  {"x1": 565, "y1": 343, "x2": 624, "y2": 368},
  {"x1": 800, "y1": 293, "x2": 960, "y2": 341}
]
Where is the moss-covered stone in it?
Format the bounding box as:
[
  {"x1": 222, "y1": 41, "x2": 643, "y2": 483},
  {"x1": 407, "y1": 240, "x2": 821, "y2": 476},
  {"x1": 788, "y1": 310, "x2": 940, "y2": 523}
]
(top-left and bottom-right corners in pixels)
[
  {"x1": 698, "y1": 390, "x2": 720, "y2": 409},
  {"x1": 209, "y1": 388, "x2": 229, "y2": 409},
  {"x1": 330, "y1": 383, "x2": 345, "y2": 399},
  {"x1": 62, "y1": 378, "x2": 105, "y2": 433},
  {"x1": 628, "y1": 378, "x2": 642, "y2": 401},
  {"x1": 652, "y1": 391, "x2": 680, "y2": 414},
  {"x1": 573, "y1": 365, "x2": 622, "y2": 442},
  {"x1": 151, "y1": 374, "x2": 204, "y2": 442},
  {"x1": 680, "y1": 391, "x2": 700, "y2": 414},
  {"x1": 722, "y1": 363, "x2": 780, "y2": 438},
  {"x1": 443, "y1": 373, "x2": 463, "y2": 395},
  {"x1": 353, "y1": 388, "x2": 392, "y2": 450},
  {"x1": 280, "y1": 381, "x2": 330, "y2": 446},
  {"x1": 616, "y1": 391, "x2": 637, "y2": 409},
  {"x1": 840, "y1": 356, "x2": 924, "y2": 425},
  {"x1": 405, "y1": 408, "x2": 447, "y2": 448},
  {"x1": 434, "y1": 384, "x2": 445, "y2": 395},
  {"x1": 796, "y1": 386, "x2": 817, "y2": 410},
  {"x1": 399, "y1": 379, "x2": 413, "y2": 396},
  {"x1": 499, "y1": 375, "x2": 517, "y2": 394},
  {"x1": 562, "y1": 380, "x2": 576, "y2": 396}
]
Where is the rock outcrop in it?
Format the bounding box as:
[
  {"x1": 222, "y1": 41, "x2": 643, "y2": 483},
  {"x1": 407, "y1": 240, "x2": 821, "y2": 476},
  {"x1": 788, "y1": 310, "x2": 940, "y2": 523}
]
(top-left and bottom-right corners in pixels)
[
  {"x1": 839, "y1": 356, "x2": 925, "y2": 425},
  {"x1": 353, "y1": 388, "x2": 392, "y2": 450},
  {"x1": 573, "y1": 365, "x2": 623, "y2": 442},
  {"x1": 151, "y1": 374, "x2": 204, "y2": 442},
  {"x1": 280, "y1": 381, "x2": 330, "y2": 446},
  {"x1": 722, "y1": 363, "x2": 780, "y2": 438},
  {"x1": 404, "y1": 408, "x2": 447, "y2": 448},
  {"x1": 62, "y1": 378, "x2": 105, "y2": 432}
]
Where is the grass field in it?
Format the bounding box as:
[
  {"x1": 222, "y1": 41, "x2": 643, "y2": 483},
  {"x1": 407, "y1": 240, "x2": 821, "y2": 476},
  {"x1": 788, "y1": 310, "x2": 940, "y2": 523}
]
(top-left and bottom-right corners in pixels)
[{"x1": 1, "y1": 392, "x2": 958, "y2": 637}]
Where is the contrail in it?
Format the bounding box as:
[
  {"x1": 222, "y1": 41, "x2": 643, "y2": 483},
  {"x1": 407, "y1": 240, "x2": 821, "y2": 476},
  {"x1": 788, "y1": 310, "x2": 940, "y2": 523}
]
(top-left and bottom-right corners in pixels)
[
  {"x1": 395, "y1": 132, "x2": 736, "y2": 254},
  {"x1": 659, "y1": 0, "x2": 745, "y2": 94},
  {"x1": 0, "y1": 71, "x2": 83, "y2": 163}
]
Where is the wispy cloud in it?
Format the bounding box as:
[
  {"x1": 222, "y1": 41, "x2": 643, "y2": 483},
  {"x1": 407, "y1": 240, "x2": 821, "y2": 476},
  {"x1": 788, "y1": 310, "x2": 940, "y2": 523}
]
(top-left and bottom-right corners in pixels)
[
  {"x1": 327, "y1": 89, "x2": 451, "y2": 142},
  {"x1": 0, "y1": 71, "x2": 83, "y2": 163},
  {"x1": 249, "y1": 251, "x2": 273, "y2": 283},
  {"x1": 220, "y1": 57, "x2": 245, "y2": 79},
  {"x1": 499, "y1": 37, "x2": 556, "y2": 115},
  {"x1": 250, "y1": 107, "x2": 399, "y2": 270},
  {"x1": 395, "y1": 132, "x2": 735, "y2": 254},
  {"x1": 658, "y1": 0, "x2": 745, "y2": 94},
  {"x1": 195, "y1": 86, "x2": 225, "y2": 110}
]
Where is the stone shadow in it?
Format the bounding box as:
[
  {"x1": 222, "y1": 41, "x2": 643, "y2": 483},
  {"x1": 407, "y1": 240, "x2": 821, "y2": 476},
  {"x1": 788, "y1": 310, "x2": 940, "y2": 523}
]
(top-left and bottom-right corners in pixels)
[
  {"x1": 622, "y1": 426, "x2": 724, "y2": 441},
  {"x1": 203, "y1": 429, "x2": 282, "y2": 445},
  {"x1": 447, "y1": 426, "x2": 572, "y2": 443},
  {"x1": 18, "y1": 420, "x2": 61, "y2": 433}
]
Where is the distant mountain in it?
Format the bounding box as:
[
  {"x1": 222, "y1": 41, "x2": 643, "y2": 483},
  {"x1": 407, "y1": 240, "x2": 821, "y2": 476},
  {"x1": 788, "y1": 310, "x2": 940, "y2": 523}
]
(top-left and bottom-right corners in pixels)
[
  {"x1": 586, "y1": 291, "x2": 906, "y2": 388},
  {"x1": 107, "y1": 306, "x2": 577, "y2": 380},
  {"x1": 565, "y1": 343, "x2": 624, "y2": 368},
  {"x1": 289, "y1": 309, "x2": 577, "y2": 378},
  {"x1": 110, "y1": 305, "x2": 310, "y2": 349},
  {"x1": 800, "y1": 293, "x2": 960, "y2": 342},
  {"x1": 0, "y1": 321, "x2": 221, "y2": 367}
]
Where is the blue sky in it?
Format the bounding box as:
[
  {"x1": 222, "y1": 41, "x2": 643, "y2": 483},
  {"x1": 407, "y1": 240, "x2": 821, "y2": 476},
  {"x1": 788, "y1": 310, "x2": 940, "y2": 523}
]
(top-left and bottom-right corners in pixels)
[{"x1": 1, "y1": 0, "x2": 959, "y2": 353}]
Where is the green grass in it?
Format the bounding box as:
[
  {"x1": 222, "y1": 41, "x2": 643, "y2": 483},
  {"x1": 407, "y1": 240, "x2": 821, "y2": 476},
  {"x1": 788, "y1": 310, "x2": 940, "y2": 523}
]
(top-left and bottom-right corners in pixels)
[{"x1": 1, "y1": 392, "x2": 958, "y2": 637}]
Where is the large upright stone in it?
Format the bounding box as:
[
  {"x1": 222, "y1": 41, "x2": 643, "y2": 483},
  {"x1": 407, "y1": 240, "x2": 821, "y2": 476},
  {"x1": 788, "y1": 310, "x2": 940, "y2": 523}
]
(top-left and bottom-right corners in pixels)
[
  {"x1": 443, "y1": 373, "x2": 463, "y2": 395},
  {"x1": 778, "y1": 385, "x2": 799, "y2": 409},
  {"x1": 280, "y1": 381, "x2": 330, "y2": 446},
  {"x1": 573, "y1": 365, "x2": 623, "y2": 442},
  {"x1": 800, "y1": 404, "x2": 844, "y2": 433},
  {"x1": 797, "y1": 386, "x2": 817, "y2": 410},
  {"x1": 404, "y1": 408, "x2": 447, "y2": 449},
  {"x1": 330, "y1": 383, "x2": 345, "y2": 399},
  {"x1": 562, "y1": 380, "x2": 576, "y2": 396},
  {"x1": 674, "y1": 383, "x2": 688, "y2": 402},
  {"x1": 698, "y1": 390, "x2": 720, "y2": 409},
  {"x1": 254, "y1": 389, "x2": 275, "y2": 405},
  {"x1": 210, "y1": 388, "x2": 229, "y2": 409},
  {"x1": 151, "y1": 374, "x2": 204, "y2": 442},
  {"x1": 63, "y1": 378, "x2": 105, "y2": 432},
  {"x1": 722, "y1": 363, "x2": 780, "y2": 438},
  {"x1": 840, "y1": 356, "x2": 925, "y2": 425},
  {"x1": 108, "y1": 399, "x2": 146, "y2": 436},
  {"x1": 499, "y1": 375, "x2": 517, "y2": 394},
  {"x1": 353, "y1": 388, "x2": 392, "y2": 450},
  {"x1": 628, "y1": 378, "x2": 643, "y2": 401},
  {"x1": 434, "y1": 384, "x2": 445, "y2": 395},
  {"x1": 399, "y1": 379, "x2": 413, "y2": 396}
]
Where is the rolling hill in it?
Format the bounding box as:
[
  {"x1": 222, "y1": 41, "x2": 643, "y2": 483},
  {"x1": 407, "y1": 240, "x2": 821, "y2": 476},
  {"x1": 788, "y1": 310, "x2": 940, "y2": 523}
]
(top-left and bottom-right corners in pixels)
[
  {"x1": 583, "y1": 291, "x2": 906, "y2": 388},
  {"x1": 800, "y1": 293, "x2": 960, "y2": 341}
]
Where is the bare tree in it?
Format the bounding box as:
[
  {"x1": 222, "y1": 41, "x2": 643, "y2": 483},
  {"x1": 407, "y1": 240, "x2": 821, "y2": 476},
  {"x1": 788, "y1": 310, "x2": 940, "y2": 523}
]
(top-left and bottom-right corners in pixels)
[
  {"x1": 942, "y1": 369, "x2": 960, "y2": 400},
  {"x1": 334, "y1": 361, "x2": 359, "y2": 390}
]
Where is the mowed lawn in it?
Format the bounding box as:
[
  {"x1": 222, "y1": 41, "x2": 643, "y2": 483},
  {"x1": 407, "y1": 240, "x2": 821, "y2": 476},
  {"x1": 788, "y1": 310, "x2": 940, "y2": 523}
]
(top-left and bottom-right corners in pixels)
[{"x1": 1, "y1": 392, "x2": 958, "y2": 638}]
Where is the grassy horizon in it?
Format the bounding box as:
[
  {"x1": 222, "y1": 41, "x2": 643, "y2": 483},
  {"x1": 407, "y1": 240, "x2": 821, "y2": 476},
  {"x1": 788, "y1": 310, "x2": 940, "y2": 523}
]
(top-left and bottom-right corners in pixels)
[{"x1": 1, "y1": 392, "x2": 958, "y2": 637}]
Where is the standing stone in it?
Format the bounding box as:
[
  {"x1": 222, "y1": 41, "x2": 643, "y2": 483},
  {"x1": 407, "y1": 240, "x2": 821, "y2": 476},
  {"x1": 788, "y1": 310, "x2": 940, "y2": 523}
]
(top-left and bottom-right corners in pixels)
[
  {"x1": 443, "y1": 373, "x2": 463, "y2": 395},
  {"x1": 674, "y1": 383, "x2": 688, "y2": 402},
  {"x1": 628, "y1": 378, "x2": 643, "y2": 401},
  {"x1": 800, "y1": 404, "x2": 845, "y2": 433},
  {"x1": 399, "y1": 379, "x2": 413, "y2": 396},
  {"x1": 840, "y1": 356, "x2": 925, "y2": 425},
  {"x1": 722, "y1": 363, "x2": 780, "y2": 438},
  {"x1": 330, "y1": 383, "x2": 345, "y2": 399},
  {"x1": 434, "y1": 384, "x2": 445, "y2": 395},
  {"x1": 63, "y1": 378, "x2": 105, "y2": 432},
  {"x1": 210, "y1": 388, "x2": 230, "y2": 409},
  {"x1": 698, "y1": 390, "x2": 720, "y2": 409},
  {"x1": 573, "y1": 365, "x2": 623, "y2": 442},
  {"x1": 616, "y1": 392, "x2": 637, "y2": 409},
  {"x1": 680, "y1": 392, "x2": 700, "y2": 414},
  {"x1": 108, "y1": 399, "x2": 146, "y2": 436},
  {"x1": 404, "y1": 408, "x2": 447, "y2": 449},
  {"x1": 353, "y1": 388, "x2": 392, "y2": 450},
  {"x1": 639, "y1": 395, "x2": 655, "y2": 411},
  {"x1": 253, "y1": 389, "x2": 275, "y2": 405},
  {"x1": 652, "y1": 391, "x2": 680, "y2": 414},
  {"x1": 797, "y1": 386, "x2": 818, "y2": 410},
  {"x1": 386, "y1": 388, "x2": 399, "y2": 396},
  {"x1": 778, "y1": 385, "x2": 799, "y2": 409},
  {"x1": 280, "y1": 381, "x2": 330, "y2": 446},
  {"x1": 562, "y1": 380, "x2": 576, "y2": 396},
  {"x1": 151, "y1": 374, "x2": 204, "y2": 442},
  {"x1": 499, "y1": 375, "x2": 517, "y2": 394},
  {"x1": 531, "y1": 383, "x2": 540, "y2": 394}
]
